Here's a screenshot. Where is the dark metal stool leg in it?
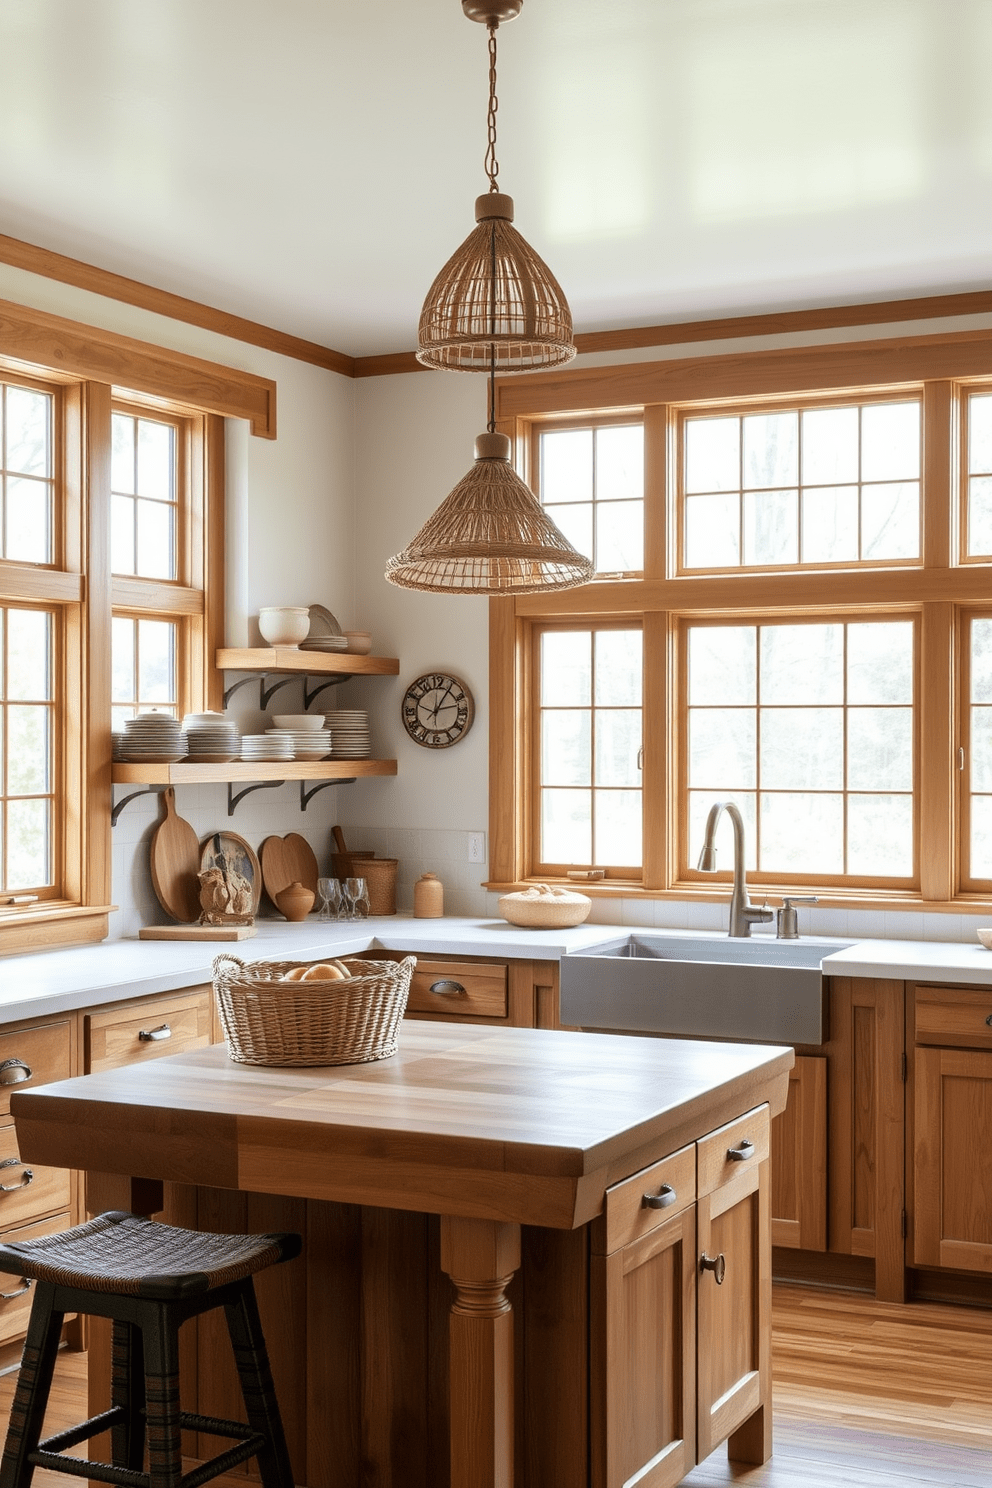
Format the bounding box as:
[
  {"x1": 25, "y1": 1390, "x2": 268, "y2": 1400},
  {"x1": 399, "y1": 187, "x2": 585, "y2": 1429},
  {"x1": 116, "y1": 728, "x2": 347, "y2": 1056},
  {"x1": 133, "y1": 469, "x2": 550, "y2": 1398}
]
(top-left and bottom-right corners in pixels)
[
  {"x1": 0, "y1": 1283, "x2": 65, "y2": 1488},
  {"x1": 140, "y1": 1303, "x2": 183, "y2": 1488},
  {"x1": 224, "y1": 1282, "x2": 294, "y2": 1488},
  {"x1": 110, "y1": 1319, "x2": 146, "y2": 1473}
]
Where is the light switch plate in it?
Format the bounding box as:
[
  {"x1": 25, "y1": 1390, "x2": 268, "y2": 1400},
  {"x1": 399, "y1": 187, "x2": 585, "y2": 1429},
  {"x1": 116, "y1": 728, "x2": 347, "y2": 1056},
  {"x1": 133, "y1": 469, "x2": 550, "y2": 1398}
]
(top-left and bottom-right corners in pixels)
[{"x1": 467, "y1": 832, "x2": 486, "y2": 863}]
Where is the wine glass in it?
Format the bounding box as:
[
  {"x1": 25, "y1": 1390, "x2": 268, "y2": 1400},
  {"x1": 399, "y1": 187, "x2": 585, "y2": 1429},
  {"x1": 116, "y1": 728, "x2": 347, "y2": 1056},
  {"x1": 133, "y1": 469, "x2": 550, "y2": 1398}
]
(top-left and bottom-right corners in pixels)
[
  {"x1": 343, "y1": 876, "x2": 369, "y2": 920},
  {"x1": 316, "y1": 877, "x2": 341, "y2": 921}
]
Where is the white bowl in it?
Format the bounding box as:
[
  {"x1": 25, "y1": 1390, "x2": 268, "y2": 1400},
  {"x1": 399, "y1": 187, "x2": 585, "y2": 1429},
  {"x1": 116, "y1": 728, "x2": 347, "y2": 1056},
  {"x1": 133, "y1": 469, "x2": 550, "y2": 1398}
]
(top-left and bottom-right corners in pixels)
[
  {"x1": 344, "y1": 631, "x2": 373, "y2": 655},
  {"x1": 977, "y1": 929, "x2": 992, "y2": 950},
  {"x1": 272, "y1": 714, "x2": 323, "y2": 731},
  {"x1": 258, "y1": 607, "x2": 310, "y2": 647}
]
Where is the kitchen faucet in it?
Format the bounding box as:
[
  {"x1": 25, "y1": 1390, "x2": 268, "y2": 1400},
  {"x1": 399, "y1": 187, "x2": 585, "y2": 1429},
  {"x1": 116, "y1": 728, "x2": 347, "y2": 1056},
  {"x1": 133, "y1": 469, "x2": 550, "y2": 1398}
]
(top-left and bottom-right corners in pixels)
[{"x1": 697, "y1": 801, "x2": 774, "y2": 938}]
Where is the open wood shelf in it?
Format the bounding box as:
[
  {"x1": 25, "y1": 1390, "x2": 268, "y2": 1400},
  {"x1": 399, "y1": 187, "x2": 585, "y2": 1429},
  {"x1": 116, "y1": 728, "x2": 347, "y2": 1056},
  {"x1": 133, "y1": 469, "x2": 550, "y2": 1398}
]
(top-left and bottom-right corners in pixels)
[
  {"x1": 216, "y1": 648, "x2": 399, "y2": 676},
  {"x1": 112, "y1": 760, "x2": 397, "y2": 785}
]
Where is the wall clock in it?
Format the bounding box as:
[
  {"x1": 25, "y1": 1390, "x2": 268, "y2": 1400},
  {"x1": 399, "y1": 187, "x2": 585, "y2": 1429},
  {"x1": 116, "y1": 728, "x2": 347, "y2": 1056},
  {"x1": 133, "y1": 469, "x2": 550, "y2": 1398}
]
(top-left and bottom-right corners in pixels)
[{"x1": 402, "y1": 672, "x2": 475, "y2": 749}]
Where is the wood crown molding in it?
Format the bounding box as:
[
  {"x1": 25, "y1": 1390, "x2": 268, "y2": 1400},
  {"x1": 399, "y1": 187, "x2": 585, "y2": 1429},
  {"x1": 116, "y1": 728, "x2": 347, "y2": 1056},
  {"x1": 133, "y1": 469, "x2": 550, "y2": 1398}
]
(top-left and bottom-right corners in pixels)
[
  {"x1": 6, "y1": 231, "x2": 992, "y2": 382},
  {"x1": 0, "y1": 297, "x2": 278, "y2": 438},
  {"x1": 0, "y1": 233, "x2": 355, "y2": 378}
]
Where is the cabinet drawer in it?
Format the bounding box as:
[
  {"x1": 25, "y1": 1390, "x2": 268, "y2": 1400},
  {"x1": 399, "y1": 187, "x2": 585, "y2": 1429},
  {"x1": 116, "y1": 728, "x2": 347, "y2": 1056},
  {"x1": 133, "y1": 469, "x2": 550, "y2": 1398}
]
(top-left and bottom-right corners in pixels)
[
  {"x1": 697, "y1": 1105, "x2": 770, "y2": 1199},
  {"x1": 0, "y1": 1211, "x2": 72, "y2": 1346},
  {"x1": 86, "y1": 991, "x2": 212, "y2": 1073},
  {"x1": 0, "y1": 1021, "x2": 71, "y2": 1119},
  {"x1": 914, "y1": 986, "x2": 992, "y2": 1050},
  {"x1": 594, "y1": 1143, "x2": 695, "y2": 1256},
  {"x1": 406, "y1": 960, "x2": 508, "y2": 1019},
  {"x1": 0, "y1": 1122, "x2": 70, "y2": 1229}
]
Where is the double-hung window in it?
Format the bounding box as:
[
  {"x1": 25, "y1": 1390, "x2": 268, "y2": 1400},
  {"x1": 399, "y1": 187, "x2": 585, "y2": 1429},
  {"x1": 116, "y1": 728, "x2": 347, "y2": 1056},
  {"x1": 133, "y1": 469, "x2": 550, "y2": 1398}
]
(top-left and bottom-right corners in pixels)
[{"x1": 491, "y1": 335, "x2": 992, "y2": 908}]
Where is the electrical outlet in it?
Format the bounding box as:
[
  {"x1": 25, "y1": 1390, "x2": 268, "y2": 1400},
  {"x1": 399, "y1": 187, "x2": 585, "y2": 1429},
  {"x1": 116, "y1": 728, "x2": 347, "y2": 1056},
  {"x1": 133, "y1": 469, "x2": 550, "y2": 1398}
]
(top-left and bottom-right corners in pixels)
[{"x1": 467, "y1": 832, "x2": 486, "y2": 863}]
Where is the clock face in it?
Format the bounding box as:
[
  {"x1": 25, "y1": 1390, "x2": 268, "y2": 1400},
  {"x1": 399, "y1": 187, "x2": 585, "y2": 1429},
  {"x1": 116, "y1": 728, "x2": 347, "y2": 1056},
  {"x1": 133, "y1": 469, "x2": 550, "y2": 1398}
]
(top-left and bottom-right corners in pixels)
[{"x1": 402, "y1": 672, "x2": 475, "y2": 749}]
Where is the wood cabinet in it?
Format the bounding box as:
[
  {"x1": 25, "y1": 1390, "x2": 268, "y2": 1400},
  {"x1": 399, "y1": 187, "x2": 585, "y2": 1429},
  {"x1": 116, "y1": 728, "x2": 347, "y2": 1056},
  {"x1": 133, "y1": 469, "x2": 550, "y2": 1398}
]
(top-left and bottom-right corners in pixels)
[
  {"x1": 770, "y1": 1055, "x2": 826, "y2": 1252},
  {"x1": 910, "y1": 983, "x2": 992, "y2": 1274},
  {"x1": 85, "y1": 989, "x2": 212, "y2": 1073},
  {"x1": 372, "y1": 950, "x2": 559, "y2": 1028}
]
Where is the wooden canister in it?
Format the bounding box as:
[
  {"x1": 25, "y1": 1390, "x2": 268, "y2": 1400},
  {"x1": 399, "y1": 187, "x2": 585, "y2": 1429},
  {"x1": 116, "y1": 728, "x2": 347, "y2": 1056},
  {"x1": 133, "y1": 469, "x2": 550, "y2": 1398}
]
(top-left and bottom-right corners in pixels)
[{"x1": 413, "y1": 873, "x2": 444, "y2": 918}]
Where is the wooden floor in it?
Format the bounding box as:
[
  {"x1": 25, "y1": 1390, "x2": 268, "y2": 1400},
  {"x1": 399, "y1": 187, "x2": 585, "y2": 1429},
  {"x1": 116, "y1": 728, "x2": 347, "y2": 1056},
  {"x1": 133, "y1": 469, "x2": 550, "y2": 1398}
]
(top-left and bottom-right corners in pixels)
[{"x1": 1, "y1": 1284, "x2": 989, "y2": 1488}]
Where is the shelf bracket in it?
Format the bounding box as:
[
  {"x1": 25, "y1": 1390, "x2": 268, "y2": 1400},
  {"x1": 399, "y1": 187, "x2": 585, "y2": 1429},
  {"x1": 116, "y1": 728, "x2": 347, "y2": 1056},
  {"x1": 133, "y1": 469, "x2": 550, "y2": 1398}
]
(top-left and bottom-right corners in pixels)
[
  {"x1": 227, "y1": 779, "x2": 285, "y2": 817},
  {"x1": 111, "y1": 786, "x2": 168, "y2": 827},
  {"x1": 303, "y1": 673, "x2": 354, "y2": 710},
  {"x1": 222, "y1": 674, "x2": 301, "y2": 710},
  {"x1": 300, "y1": 778, "x2": 354, "y2": 811}
]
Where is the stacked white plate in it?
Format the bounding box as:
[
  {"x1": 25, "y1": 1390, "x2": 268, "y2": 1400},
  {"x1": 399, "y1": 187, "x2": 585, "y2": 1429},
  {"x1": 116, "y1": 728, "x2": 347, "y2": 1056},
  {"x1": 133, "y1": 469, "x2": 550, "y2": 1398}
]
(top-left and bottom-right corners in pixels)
[
  {"x1": 299, "y1": 634, "x2": 348, "y2": 653},
  {"x1": 241, "y1": 733, "x2": 294, "y2": 762},
  {"x1": 118, "y1": 713, "x2": 186, "y2": 763},
  {"x1": 183, "y1": 712, "x2": 241, "y2": 763},
  {"x1": 265, "y1": 727, "x2": 331, "y2": 760},
  {"x1": 324, "y1": 709, "x2": 372, "y2": 758}
]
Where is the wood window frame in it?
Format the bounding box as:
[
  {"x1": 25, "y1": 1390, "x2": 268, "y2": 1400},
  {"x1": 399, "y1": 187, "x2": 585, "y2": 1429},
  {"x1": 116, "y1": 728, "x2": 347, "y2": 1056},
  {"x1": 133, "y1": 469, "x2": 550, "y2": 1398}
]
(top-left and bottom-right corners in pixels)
[
  {"x1": 0, "y1": 303, "x2": 253, "y2": 952},
  {"x1": 528, "y1": 618, "x2": 645, "y2": 883},
  {"x1": 488, "y1": 327, "x2": 992, "y2": 909}
]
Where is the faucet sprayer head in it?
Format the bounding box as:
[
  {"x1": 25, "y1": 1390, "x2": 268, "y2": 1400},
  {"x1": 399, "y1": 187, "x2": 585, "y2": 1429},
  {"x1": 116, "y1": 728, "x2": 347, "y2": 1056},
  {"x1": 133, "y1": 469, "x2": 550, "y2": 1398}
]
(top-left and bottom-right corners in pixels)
[{"x1": 697, "y1": 845, "x2": 717, "y2": 872}]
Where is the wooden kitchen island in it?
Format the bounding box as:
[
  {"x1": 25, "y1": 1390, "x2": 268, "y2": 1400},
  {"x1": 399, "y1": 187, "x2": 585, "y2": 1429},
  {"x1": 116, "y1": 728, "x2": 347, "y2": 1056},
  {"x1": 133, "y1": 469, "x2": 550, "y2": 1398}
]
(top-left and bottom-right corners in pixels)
[{"x1": 11, "y1": 1023, "x2": 792, "y2": 1488}]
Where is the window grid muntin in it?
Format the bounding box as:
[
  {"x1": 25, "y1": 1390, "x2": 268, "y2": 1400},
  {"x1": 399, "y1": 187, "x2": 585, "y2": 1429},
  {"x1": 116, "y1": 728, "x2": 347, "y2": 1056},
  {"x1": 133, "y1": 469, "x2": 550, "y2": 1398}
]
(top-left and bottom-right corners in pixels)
[
  {"x1": 537, "y1": 419, "x2": 645, "y2": 576},
  {"x1": 111, "y1": 408, "x2": 179, "y2": 581},
  {"x1": 684, "y1": 615, "x2": 916, "y2": 883},
  {"x1": 0, "y1": 605, "x2": 57, "y2": 895},
  {"x1": 111, "y1": 613, "x2": 179, "y2": 736},
  {"x1": 1, "y1": 380, "x2": 55, "y2": 566},
  {"x1": 536, "y1": 624, "x2": 643, "y2": 875},
  {"x1": 679, "y1": 394, "x2": 923, "y2": 574}
]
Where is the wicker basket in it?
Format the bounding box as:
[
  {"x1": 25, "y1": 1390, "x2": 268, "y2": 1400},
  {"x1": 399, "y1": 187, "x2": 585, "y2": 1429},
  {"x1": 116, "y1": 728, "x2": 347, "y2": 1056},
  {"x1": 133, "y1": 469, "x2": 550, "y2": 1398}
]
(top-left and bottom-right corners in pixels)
[
  {"x1": 330, "y1": 855, "x2": 398, "y2": 915},
  {"x1": 212, "y1": 954, "x2": 416, "y2": 1067}
]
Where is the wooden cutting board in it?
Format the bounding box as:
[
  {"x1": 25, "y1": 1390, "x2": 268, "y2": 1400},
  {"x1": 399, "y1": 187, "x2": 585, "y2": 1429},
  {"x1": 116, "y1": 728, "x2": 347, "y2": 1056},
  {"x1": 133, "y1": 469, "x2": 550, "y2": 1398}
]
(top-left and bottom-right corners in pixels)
[
  {"x1": 139, "y1": 924, "x2": 257, "y2": 941},
  {"x1": 260, "y1": 833, "x2": 319, "y2": 904},
  {"x1": 149, "y1": 787, "x2": 201, "y2": 923}
]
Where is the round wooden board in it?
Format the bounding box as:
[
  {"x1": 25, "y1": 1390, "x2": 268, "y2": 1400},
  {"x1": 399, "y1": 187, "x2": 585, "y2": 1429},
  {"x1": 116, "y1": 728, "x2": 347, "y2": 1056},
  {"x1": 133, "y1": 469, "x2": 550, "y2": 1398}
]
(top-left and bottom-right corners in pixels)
[
  {"x1": 260, "y1": 833, "x2": 320, "y2": 906},
  {"x1": 149, "y1": 787, "x2": 201, "y2": 923}
]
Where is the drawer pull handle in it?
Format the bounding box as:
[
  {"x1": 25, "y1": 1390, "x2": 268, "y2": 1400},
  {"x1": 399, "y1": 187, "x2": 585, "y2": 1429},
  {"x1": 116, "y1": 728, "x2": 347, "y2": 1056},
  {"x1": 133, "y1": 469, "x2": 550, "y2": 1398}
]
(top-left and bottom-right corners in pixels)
[
  {"x1": 700, "y1": 1251, "x2": 726, "y2": 1284},
  {"x1": 0, "y1": 1158, "x2": 33, "y2": 1192},
  {"x1": 429, "y1": 980, "x2": 466, "y2": 997},
  {"x1": 642, "y1": 1184, "x2": 677, "y2": 1210},
  {"x1": 727, "y1": 1138, "x2": 755, "y2": 1162},
  {"x1": 0, "y1": 1278, "x2": 32, "y2": 1301},
  {"x1": 138, "y1": 1024, "x2": 172, "y2": 1042},
  {"x1": 986, "y1": 1015, "x2": 992, "y2": 1027},
  {"x1": 0, "y1": 1059, "x2": 32, "y2": 1085}
]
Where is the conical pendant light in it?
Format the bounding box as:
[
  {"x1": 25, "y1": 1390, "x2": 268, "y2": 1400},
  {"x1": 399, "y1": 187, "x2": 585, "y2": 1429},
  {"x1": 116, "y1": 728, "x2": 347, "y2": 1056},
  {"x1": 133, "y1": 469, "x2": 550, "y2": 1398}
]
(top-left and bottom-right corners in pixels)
[
  {"x1": 386, "y1": 0, "x2": 590, "y2": 596},
  {"x1": 385, "y1": 432, "x2": 593, "y2": 594}
]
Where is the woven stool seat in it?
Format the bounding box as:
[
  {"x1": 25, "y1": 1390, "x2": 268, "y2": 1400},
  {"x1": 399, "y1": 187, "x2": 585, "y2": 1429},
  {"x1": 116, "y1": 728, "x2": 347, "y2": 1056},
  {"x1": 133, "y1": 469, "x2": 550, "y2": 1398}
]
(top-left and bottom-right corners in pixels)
[
  {"x1": 0, "y1": 1211, "x2": 299, "y2": 1488},
  {"x1": 0, "y1": 1211, "x2": 300, "y2": 1299}
]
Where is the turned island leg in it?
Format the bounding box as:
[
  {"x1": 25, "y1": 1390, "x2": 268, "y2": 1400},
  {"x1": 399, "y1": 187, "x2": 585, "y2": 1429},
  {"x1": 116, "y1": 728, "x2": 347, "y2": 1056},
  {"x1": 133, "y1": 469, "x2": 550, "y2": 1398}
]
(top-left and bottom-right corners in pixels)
[{"x1": 440, "y1": 1216, "x2": 521, "y2": 1488}]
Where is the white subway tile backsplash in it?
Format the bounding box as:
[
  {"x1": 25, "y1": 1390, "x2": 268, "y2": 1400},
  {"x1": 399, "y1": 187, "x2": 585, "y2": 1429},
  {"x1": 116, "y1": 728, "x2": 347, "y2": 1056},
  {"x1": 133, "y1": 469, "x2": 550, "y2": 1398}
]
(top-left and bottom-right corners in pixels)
[{"x1": 588, "y1": 897, "x2": 623, "y2": 925}]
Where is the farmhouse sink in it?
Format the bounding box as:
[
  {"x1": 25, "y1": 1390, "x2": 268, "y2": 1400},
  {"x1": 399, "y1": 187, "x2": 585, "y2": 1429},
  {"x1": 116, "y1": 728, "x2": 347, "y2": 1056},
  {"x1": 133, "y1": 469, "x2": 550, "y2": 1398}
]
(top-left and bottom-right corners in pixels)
[{"x1": 559, "y1": 933, "x2": 852, "y2": 1046}]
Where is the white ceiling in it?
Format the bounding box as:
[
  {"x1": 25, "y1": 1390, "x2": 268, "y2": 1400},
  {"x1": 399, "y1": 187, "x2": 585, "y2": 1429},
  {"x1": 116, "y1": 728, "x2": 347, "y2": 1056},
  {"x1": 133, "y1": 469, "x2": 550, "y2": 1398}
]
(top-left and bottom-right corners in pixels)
[{"x1": 1, "y1": 0, "x2": 991, "y2": 358}]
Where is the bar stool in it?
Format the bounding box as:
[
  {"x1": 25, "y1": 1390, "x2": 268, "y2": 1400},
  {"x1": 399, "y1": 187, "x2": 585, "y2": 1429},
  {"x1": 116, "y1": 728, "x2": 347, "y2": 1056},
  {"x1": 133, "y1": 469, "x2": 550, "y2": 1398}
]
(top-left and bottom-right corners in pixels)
[{"x1": 0, "y1": 1210, "x2": 301, "y2": 1488}]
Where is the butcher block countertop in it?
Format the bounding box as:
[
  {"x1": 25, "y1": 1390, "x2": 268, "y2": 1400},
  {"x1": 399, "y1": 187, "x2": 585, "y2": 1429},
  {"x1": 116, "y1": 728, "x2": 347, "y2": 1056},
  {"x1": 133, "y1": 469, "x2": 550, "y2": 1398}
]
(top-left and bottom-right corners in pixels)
[{"x1": 11, "y1": 1022, "x2": 793, "y2": 1229}]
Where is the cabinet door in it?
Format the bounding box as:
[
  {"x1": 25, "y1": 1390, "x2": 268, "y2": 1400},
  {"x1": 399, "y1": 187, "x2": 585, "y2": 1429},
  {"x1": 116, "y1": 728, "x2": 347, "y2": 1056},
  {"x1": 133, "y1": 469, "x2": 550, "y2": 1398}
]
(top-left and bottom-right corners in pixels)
[
  {"x1": 696, "y1": 1108, "x2": 771, "y2": 1465},
  {"x1": 590, "y1": 1206, "x2": 696, "y2": 1488},
  {"x1": 771, "y1": 1055, "x2": 827, "y2": 1251},
  {"x1": 913, "y1": 1045, "x2": 992, "y2": 1273}
]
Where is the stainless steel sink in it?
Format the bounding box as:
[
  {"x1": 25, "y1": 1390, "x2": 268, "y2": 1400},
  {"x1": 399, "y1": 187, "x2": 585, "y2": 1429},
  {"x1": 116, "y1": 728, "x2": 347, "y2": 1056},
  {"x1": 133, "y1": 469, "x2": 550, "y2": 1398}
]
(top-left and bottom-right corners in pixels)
[{"x1": 560, "y1": 934, "x2": 851, "y2": 1046}]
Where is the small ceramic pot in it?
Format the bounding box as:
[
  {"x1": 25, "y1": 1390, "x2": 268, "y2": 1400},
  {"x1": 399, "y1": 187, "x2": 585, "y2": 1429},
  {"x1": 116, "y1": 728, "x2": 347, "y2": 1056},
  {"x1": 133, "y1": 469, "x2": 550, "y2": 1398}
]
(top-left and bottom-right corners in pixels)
[
  {"x1": 274, "y1": 882, "x2": 315, "y2": 921},
  {"x1": 413, "y1": 872, "x2": 443, "y2": 918},
  {"x1": 343, "y1": 630, "x2": 373, "y2": 655},
  {"x1": 258, "y1": 607, "x2": 310, "y2": 647}
]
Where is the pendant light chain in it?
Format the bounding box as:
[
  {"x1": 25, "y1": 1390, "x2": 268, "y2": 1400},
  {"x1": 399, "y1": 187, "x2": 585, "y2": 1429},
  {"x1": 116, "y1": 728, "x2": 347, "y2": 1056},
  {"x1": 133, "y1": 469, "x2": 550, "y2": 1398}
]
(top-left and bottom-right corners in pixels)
[{"x1": 485, "y1": 25, "x2": 500, "y2": 192}]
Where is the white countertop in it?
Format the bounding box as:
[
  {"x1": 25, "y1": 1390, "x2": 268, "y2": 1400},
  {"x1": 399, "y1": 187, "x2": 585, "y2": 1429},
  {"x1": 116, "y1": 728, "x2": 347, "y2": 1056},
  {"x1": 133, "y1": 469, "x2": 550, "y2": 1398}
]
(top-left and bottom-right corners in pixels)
[{"x1": 1, "y1": 916, "x2": 991, "y2": 1025}]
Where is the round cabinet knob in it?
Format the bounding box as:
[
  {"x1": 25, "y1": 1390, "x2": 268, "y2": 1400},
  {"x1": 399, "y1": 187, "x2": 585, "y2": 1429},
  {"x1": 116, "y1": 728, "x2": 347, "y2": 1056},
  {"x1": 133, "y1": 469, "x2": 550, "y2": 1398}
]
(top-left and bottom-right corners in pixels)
[{"x1": 700, "y1": 1251, "x2": 726, "y2": 1284}]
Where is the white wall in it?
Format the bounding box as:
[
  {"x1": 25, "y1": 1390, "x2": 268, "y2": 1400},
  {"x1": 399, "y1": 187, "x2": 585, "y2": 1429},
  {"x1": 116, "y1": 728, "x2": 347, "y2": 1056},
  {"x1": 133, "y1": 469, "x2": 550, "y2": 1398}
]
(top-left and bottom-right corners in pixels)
[{"x1": 0, "y1": 263, "x2": 357, "y2": 936}]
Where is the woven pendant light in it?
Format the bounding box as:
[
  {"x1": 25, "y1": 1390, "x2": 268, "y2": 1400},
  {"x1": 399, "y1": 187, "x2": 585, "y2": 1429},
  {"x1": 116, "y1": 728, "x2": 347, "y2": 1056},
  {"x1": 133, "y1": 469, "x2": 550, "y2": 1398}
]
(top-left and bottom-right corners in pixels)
[
  {"x1": 387, "y1": 0, "x2": 589, "y2": 596},
  {"x1": 416, "y1": 1, "x2": 576, "y2": 374},
  {"x1": 385, "y1": 433, "x2": 593, "y2": 595}
]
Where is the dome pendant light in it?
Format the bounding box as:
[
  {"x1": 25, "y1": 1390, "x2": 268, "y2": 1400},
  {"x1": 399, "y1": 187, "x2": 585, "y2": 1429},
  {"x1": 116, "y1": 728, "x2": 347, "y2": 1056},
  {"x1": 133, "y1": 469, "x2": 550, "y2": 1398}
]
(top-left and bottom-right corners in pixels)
[
  {"x1": 386, "y1": 0, "x2": 591, "y2": 596},
  {"x1": 417, "y1": 1, "x2": 577, "y2": 373}
]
